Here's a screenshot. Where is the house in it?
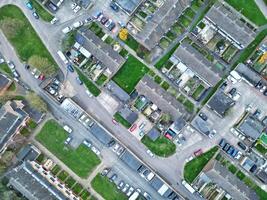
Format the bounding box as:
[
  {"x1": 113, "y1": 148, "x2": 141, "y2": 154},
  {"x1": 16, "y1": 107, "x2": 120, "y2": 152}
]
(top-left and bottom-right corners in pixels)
[
  {"x1": 17, "y1": 144, "x2": 40, "y2": 162},
  {"x1": 207, "y1": 90, "x2": 235, "y2": 117},
  {"x1": 172, "y1": 43, "x2": 222, "y2": 87},
  {"x1": 235, "y1": 63, "x2": 262, "y2": 87},
  {"x1": 0, "y1": 101, "x2": 30, "y2": 154},
  {"x1": 118, "y1": 107, "x2": 138, "y2": 125},
  {"x1": 169, "y1": 117, "x2": 186, "y2": 135},
  {"x1": 237, "y1": 114, "x2": 265, "y2": 140},
  {"x1": 120, "y1": 150, "x2": 143, "y2": 171},
  {"x1": 147, "y1": 128, "x2": 161, "y2": 141},
  {"x1": 0, "y1": 73, "x2": 12, "y2": 95},
  {"x1": 240, "y1": 157, "x2": 257, "y2": 173},
  {"x1": 256, "y1": 170, "x2": 267, "y2": 184},
  {"x1": 90, "y1": 123, "x2": 114, "y2": 146},
  {"x1": 132, "y1": 0, "x2": 190, "y2": 50},
  {"x1": 203, "y1": 2, "x2": 256, "y2": 50},
  {"x1": 106, "y1": 81, "x2": 130, "y2": 103},
  {"x1": 115, "y1": 0, "x2": 144, "y2": 15}
]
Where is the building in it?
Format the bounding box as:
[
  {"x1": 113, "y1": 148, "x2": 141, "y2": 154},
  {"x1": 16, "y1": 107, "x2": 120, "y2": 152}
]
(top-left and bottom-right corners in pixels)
[
  {"x1": 17, "y1": 144, "x2": 40, "y2": 162},
  {"x1": 237, "y1": 114, "x2": 265, "y2": 140},
  {"x1": 207, "y1": 90, "x2": 235, "y2": 117},
  {"x1": 235, "y1": 63, "x2": 262, "y2": 86},
  {"x1": 133, "y1": 0, "x2": 190, "y2": 50},
  {"x1": 0, "y1": 101, "x2": 30, "y2": 154},
  {"x1": 204, "y1": 2, "x2": 256, "y2": 49},
  {"x1": 118, "y1": 107, "x2": 138, "y2": 125},
  {"x1": 75, "y1": 29, "x2": 125, "y2": 77},
  {"x1": 90, "y1": 123, "x2": 114, "y2": 146},
  {"x1": 115, "y1": 0, "x2": 144, "y2": 15},
  {"x1": 0, "y1": 73, "x2": 12, "y2": 95},
  {"x1": 147, "y1": 128, "x2": 161, "y2": 141},
  {"x1": 120, "y1": 150, "x2": 143, "y2": 171},
  {"x1": 6, "y1": 161, "x2": 68, "y2": 200},
  {"x1": 136, "y1": 75, "x2": 190, "y2": 120},
  {"x1": 172, "y1": 43, "x2": 222, "y2": 87},
  {"x1": 256, "y1": 170, "x2": 267, "y2": 184},
  {"x1": 106, "y1": 80, "x2": 130, "y2": 102}
]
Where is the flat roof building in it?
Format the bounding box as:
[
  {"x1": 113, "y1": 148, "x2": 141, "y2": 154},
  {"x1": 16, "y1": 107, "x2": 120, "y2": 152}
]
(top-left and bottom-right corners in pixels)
[
  {"x1": 90, "y1": 123, "x2": 114, "y2": 146},
  {"x1": 115, "y1": 0, "x2": 143, "y2": 15},
  {"x1": 172, "y1": 43, "x2": 222, "y2": 87}
]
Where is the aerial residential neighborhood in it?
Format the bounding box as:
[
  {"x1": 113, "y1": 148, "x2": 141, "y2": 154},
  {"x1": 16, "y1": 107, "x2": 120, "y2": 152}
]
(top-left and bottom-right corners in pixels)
[{"x1": 0, "y1": 0, "x2": 267, "y2": 200}]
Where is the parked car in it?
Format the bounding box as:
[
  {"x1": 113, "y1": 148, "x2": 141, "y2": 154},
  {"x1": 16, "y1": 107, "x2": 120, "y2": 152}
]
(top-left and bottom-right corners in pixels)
[
  {"x1": 100, "y1": 16, "x2": 108, "y2": 25},
  {"x1": 109, "y1": 174, "x2": 117, "y2": 182},
  {"x1": 25, "y1": 1, "x2": 33, "y2": 10},
  {"x1": 62, "y1": 26, "x2": 72, "y2": 34},
  {"x1": 229, "y1": 88, "x2": 237, "y2": 97},
  {"x1": 129, "y1": 124, "x2": 137, "y2": 132},
  {"x1": 71, "y1": 3, "x2": 77, "y2": 9},
  {"x1": 107, "y1": 22, "x2": 116, "y2": 31},
  {"x1": 234, "y1": 151, "x2": 242, "y2": 160},
  {"x1": 73, "y1": 6, "x2": 81, "y2": 13},
  {"x1": 194, "y1": 149, "x2": 203, "y2": 157},
  {"x1": 237, "y1": 142, "x2": 247, "y2": 151},
  {"x1": 139, "y1": 122, "x2": 146, "y2": 130},
  {"x1": 223, "y1": 143, "x2": 230, "y2": 151},
  {"x1": 63, "y1": 125, "x2": 72, "y2": 133},
  {"x1": 107, "y1": 140, "x2": 116, "y2": 147},
  {"x1": 209, "y1": 130, "x2": 216, "y2": 139},
  {"x1": 110, "y1": 2, "x2": 119, "y2": 12},
  {"x1": 122, "y1": 183, "x2": 129, "y2": 193},
  {"x1": 64, "y1": 136, "x2": 72, "y2": 145},
  {"x1": 93, "y1": 11, "x2": 102, "y2": 19},
  {"x1": 84, "y1": 17, "x2": 92, "y2": 24},
  {"x1": 32, "y1": 12, "x2": 39, "y2": 19},
  {"x1": 126, "y1": 187, "x2": 134, "y2": 196},
  {"x1": 67, "y1": 64, "x2": 74, "y2": 72},
  {"x1": 116, "y1": 146, "x2": 125, "y2": 156},
  {"x1": 146, "y1": 149, "x2": 155, "y2": 158},
  {"x1": 219, "y1": 138, "x2": 226, "y2": 148},
  {"x1": 50, "y1": 17, "x2": 59, "y2": 24},
  {"x1": 112, "y1": 143, "x2": 120, "y2": 152},
  {"x1": 199, "y1": 112, "x2": 208, "y2": 121},
  {"x1": 72, "y1": 21, "x2": 83, "y2": 28},
  {"x1": 143, "y1": 192, "x2": 152, "y2": 200},
  {"x1": 91, "y1": 146, "x2": 100, "y2": 155},
  {"x1": 12, "y1": 70, "x2": 20, "y2": 78},
  {"x1": 231, "y1": 149, "x2": 238, "y2": 157},
  {"x1": 227, "y1": 146, "x2": 234, "y2": 155},
  {"x1": 7, "y1": 61, "x2": 15, "y2": 70},
  {"x1": 25, "y1": 64, "x2": 30, "y2": 70},
  {"x1": 83, "y1": 140, "x2": 92, "y2": 148},
  {"x1": 105, "y1": 19, "x2": 113, "y2": 28},
  {"x1": 253, "y1": 109, "x2": 261, "y2": 118},
  {"x1": 0, "y1": 54, "x2": 4, "y2": 64},
  {"x1": 85, "y1": 90, "x2": 93, "y2": 97},
  {"x1": 76, "y1": 77, "x2": 83, "y2": 85},
  {"x1": 101, "y1": 168, "x2": 110, "y2": 176},
  {"x1": 117, "y1": 180, "x2": 124, "y2": 190}
]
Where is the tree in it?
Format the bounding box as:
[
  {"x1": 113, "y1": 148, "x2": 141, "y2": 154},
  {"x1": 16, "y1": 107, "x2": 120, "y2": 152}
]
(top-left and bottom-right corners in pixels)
[
  {"x1": 119, "y1": 28, "x2": 128, "y2": 41},
  {"x1": 28, "y1": 55, "x2": 56, "y2": 76},
  {"x1": 0, "y1": 17, "x2": 24, "y2": 39},
  {"x1": 26, "y1": 92, "x2": 47, "y2": 112},
  {"x1": 160, "y1": 113, "x2": 172, "y2": 125}
]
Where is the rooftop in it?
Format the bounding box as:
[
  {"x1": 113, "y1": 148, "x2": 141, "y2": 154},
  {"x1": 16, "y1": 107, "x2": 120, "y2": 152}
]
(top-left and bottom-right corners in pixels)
[
  {"x1": 147, "y1": 128, "x2": 161, "y2": 141},
  {"x1": 76, "y1": 29, "x2": 125, "y2": 76},
  {"x1": 118, "y1": 107, "x2": 138, "y2": 125},
  {"x1": 115, "y1": 0, "x2": 143, "y2": 15},
  {"x1": 120, "y1": 150, "x2": 143, "y2": 171},
  {"x1": 150, "y1": 176, "x2": 164, "y2": 191},
  {"x1": 172, "y1": 43, "x2": 221, "y2": 87},
  {"x1": 207, "y1": 90, "x2": 235, "y2": 117},
  {"x1": 17, "y1": 144, "x2": 40, "y2": 162},
  {"x1": 238, "y1": 114, "x2": 265, "y2": 140},
  {"x1": 135, "y1": 0, "x2": 190, "y2": 50},
  {"x1": 136, "y1": 75, "x2": 190, "y2": 120},
  {"x1": 106, "y1": 80, "x2": 130, "y2": 102},
  {"x1": 205, "y1": 2, "x2": 256, "y2": 48},
  {"x1": 235, "y1": 63, "x2": 262, "y2": 86},
  {"x1": 6, "y1": 161, "x2": 67, "y2": 200},
  {"x1": 256, "y1": 170, "x2": 267, "y2": 184},
  {"x1": 90, "y1": 123, "x2": 114, "y2": 146}
]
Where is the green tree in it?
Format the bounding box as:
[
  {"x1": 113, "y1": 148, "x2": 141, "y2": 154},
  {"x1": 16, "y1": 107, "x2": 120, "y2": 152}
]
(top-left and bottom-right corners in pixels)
[
  {"x1": 26, "y1": 92, "x2": 47, "y2": 112},
  {"x1": 0, "y1": 17, "x2": 24, "y2": 39}
]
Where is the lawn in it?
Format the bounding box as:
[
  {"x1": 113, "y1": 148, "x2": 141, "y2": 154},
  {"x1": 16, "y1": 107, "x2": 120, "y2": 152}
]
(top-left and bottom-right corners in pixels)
[
  {"x1": 255, "y1": 143, "x2": 267, "y2": 155},
  {"x1": 228, "y1": 164, "x2": 237, "y2": 174},
  {"x1": 155, "y1": 43, "x2": 180, "y2": 69},
  {"x1": 236, "y1": 170, "x2": 245, "y2": 180},
  {"x1": 36, "y1": 120, "x2": 101, "y2": 178},
  {"x1": 58, "y1": 170, "x2": 69, "y2": 182},
  {"x1": 141, "y1": 135, "x2": 176, "y2": 157},
  {"x1": 31, "y1": 0, "x2": 54, "y2": 22},
  {"x1": 114, "y1": 112, "x2": 131, "y2": 128},
  {"x1": 0, "y1": 5, "x2": 57, "y2": 76},
  {"x1": 260, "y1": 133, "x2": 267, "y2": 145},
  {"x1": 192, "y1": 84, "x2": 205, "y2": 100},
  {"x1": 95, "y1": 74, "x2": 108, "y2": 86},
  {"x1": 112, "y1": 55, "x2": 149, "y2": 94},
  {"x1": 75, "y1": 67, "x2": 101, "y2": 97},
  {"x1": 0, "y1": 63, "x2": 12, "y2": 76},
  {"x1": 124, "y1": 34, "x2": 139, "y2": 51},
  {"x1": 225, "y1": 0, "x2": 267, "y2": 26},
  {"x1": 91, "y1": 174, "x2": 127, "y2": 200},
  {"x1": 184, "y1": 146, "x2": 218, "y2": 183},
  {"x1": 72, "y1": 183, "x2": 83, "y2": 195},
  {"x1": 51, "y1": 164, "x2": 61, "y2": 176},
  {"x1": 80, "y1": 190, "x2": 91, "y2": 200},
  {"x1": 183, "y1": 100, "x2": 195, "y2": 113},
  {"x1": 65, "y1": 176, "x2": 76, "y2": 188}
]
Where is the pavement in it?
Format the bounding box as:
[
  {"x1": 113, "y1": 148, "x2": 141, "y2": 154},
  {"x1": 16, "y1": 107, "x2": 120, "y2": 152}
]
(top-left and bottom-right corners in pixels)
[{"x1": 255, "y1": 0, "x2": 267, "y2": 18}]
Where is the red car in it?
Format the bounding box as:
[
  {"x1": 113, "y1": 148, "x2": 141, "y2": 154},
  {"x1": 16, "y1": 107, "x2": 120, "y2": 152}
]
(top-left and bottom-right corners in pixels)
[
  {"x1": 112, "y1": 118, "x2": 118, "y2": 125},
  {"x1": 129, "y1": 124, "x2": 137, "y2": 132},
  {"x1": 39, "y1": 74, "x2": 45, "y2": 80},
  {"x1": 194, "y1": 149, "x2": 203, "y2": 157}
]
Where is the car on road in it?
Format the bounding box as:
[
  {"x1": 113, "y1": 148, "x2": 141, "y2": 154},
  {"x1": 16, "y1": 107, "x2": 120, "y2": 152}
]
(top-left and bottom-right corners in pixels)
[
  {"x1": 146, "y1": 149, "x2": 155, "y2": 158},
  {"x1": 32, "y1": 12, "x2": 39, "y2": 19},
  {"x1": 25, "y1": 64, "x2": 30, "y2": 70},
  {"x1": 62, "y1": 26, "x2": 72, "y2": 34},
  {"x1": 199, "y1": 112, "x2": 208, "y2": 121},
  {"x1": 26, "y1": 1, "x2": 33, "y2": 10},
  {"x1": 12, "y1": 70, "x2": 20, "y2": 78},
  {"x1": 237, "y1": 142, "x2": 247, "y2": 151},
  {"x1": 122, "y1": 183, "x2": 129, "y2": 193},
  {"x1": 7, "y1": 61, "x2": 15, "y2": 70},
  {"x1": 91, "y1": 146, "x2": 100, "y2": 155},
  {"x1": 72, "y1": 21, "x2": 83, "y2": 28},
  {"x1": 194, "y1": 149, "x2": 203, "y2": 157},
  {"x1": 101, "y1": 168, "x2": 110, "y2": 176},
  {"x1": 76, "y1": 77, "x2": 83, "y2": 85},
  {"x1": 117, "y1": 180, "x2": 124, "y2": 190},
  {"x1": 126, "y1": 187, "x2": 134, "y2": 196},
  {"x1": 83, "y1": 140, "x2": 92, "y2": 148},
  {"x1": 63, "y1": 125, "x2": 72, "y2": 133},
  {"x1": 109, "y1": 174, "x2": 117, "y2": 182},
  {"x1": 64, "y1": 136, "x2": 72, "y2": 145},
  {"x1": 67, "y1": 64, "x2": 74, "y2": 73}
]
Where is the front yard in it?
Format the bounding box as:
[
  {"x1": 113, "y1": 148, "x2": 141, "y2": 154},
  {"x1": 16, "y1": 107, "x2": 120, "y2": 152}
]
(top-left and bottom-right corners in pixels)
[{"x1": 36, "y1": 119, "x2": 101, "y2": 178}]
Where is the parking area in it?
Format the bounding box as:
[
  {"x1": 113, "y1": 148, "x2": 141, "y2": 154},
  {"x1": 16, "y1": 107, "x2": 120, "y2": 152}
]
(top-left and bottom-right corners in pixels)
[
  {"x1": 129, "y1": 115, "x2": 153, "y2": 140},
  {"x1": 97, "y1": 92, "x2": 120, "y2": 114}
]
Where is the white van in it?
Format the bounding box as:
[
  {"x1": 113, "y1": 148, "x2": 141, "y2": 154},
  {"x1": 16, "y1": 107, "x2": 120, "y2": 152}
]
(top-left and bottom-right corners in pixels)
[
  {"x1": 129, "y1": 191, "x2": 139, "y2": 200},
  {"x1": 57, "y1": 51, "x2": 68, "y2": 64},
  {"x1": 63, "y1": 125, "x2": 72, "y2": 133}
]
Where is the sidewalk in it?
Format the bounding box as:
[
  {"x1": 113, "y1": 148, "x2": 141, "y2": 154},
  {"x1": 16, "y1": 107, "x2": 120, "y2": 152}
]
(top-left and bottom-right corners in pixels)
[{"x1": 255, "y1": 0, "x2": 267, "y2": 18}]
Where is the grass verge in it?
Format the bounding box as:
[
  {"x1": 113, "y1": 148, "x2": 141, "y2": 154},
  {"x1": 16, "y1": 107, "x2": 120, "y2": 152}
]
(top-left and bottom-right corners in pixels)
[
  {"x1": 114, "y1": 112, "x2": 131, "y2": 128},
  {"x1": 31, "y1": 0, "x2": 54, "y2": 22},
  {"x1": 155, "y1": 43, "x2": 180, "y2": 69}
]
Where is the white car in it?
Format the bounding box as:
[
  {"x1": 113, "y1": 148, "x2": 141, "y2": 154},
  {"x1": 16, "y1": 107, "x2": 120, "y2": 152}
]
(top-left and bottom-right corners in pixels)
[
  {"x1": 62, "y1": 26, "x2": 72, "y2": 34},
  {"x1": 112, "y1": 143, "x2": 120, "y2": 152},
  {"x1": 7, "y1": 61, "x2": 15, "y2": 70},
  {"x1": 72, "y1": 21, "x2": 83, "y2": 28},
  {"x1": 126, "y1": 187, "x2": 134, "y2": 197},
  {"x1": 71, "y1": 3, "x2": 77, "y2": 9},
  {"x1": 86, "y1": 90, "x2": 93, "y2": 97},
  {"x1": 232, "y1": 92, "x2": 241, "y2": 101},
  {"x1": 64, "y1": 136, "x2": 72, "y2": 145},
  {"x1": 105, "y1": 19, "x2": 112, "y2": 28},
  {"x1": 83, "y1": 140, "x2": 92, "y2": 148},
  {"x1": 91, "y1": 146, "x2": 100, "y2": 155},
  {"x1": 146, "y1": 149, "x2": 154, "y2": 158},
  {"x1": 63, "y1": 125, "x2": 72, "y2": 133},
  {"x1": 50, "y1": 17, "x2": 58, "y2": 24},
  {"x1": 0, "y1": 55, "x2": 4, "y2": 64},
  {"x1": 234, "y1": 151, "x2": 242, "y2": 160},
  {"x1": 122, "y1": 184, "x2": 129, "y2": 193},
  {"x1": 73, "y1": 5, "x2": 81, "y2": 13}
]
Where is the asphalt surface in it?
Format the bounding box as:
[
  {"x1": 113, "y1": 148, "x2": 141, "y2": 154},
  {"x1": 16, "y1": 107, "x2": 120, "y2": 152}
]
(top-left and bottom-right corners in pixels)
[{"x1": 0, "y1": 1, "x2": 205, "y2": 199}]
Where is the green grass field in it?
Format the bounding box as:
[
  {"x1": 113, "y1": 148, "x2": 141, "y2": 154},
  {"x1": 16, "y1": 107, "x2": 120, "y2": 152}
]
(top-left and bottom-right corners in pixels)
[
  {"x1": 155, "y1": 43, "x2": 180, "y2": 69},
  {"x1": 36, "y1": 120, "x2": 101, "y2": 178},
  {"x1": 141, "y1": 135, "x2": 176, "y2": 157},
  {"x1": 260, "y1": 133, "x2": 267, "y2": 145},
  {"x1": 184, "y1": 146, "x2": 218, "y2": 183},
  {"x1": 31, "y1": 0, "x2": 54, "y2": 22},
  {"x1": 91, "y1": 174, "x2": 127, "y2": 200},
  {"x1": 0, "y1": 63, "x2": 12, "y2": 76},
  {"x1": 0, "y1": 5, "x2": 57, "y2": 75},
  {"x1": 113, "y1": 112, "x2": 131, "y2": 128},
  {"x1": 113, "y1": 55, "x2": 149, "y2": 94},
  {"x1": 225, "y1": 0, "x2": 267, "y2": 26}
]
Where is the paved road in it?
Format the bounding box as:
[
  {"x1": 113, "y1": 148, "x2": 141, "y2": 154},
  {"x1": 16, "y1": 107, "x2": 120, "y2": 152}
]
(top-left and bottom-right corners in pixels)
[
  {"x1": 0, "y1": 1, "x2": 204, "y2": 199},
  {"x1": 255, "y1": 0, "x2": 267, "y2": 18}
]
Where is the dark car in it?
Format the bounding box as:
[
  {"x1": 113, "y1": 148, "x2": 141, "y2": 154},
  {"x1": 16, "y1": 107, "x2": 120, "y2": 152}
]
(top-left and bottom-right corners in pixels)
[
  {"x1": 219, "y1": 138, "x2": 226, "y2": 148},
  {"x1": 109, "y1": 174, "x2": 117, "y2": 182},
  {"x1": 110, "y1": 2, "x2": 119, "y2": 12},
  {"x1": 101, "y1": 168, "x2": 111, "y2": 176},
  {"x1": 264, "y1": 89, "x2": 267, "y2": 96},
  {"x1": 250, "y1": 165, "x2": 257, "y2": 173},
  {"x1": 107, "y1": 140, "x2": 116, "y2": 147},
  {"x1": 101, "y1": 17, "x2": 108, "y2": 25},
  {"x1": 32, "y1": 12, "x2": 39, "y2": 19},
  {"x1": 237, "y1": 142, "x2": 247, "y2": 151},
  {"x1": 231, "y1": 149, "x2": 238, "y2": 157},
  {"x1": 108, "y1": 22, "x2": 116, "y2": 31},
  {"x1": 223, "y1": 143, "x2": 230, "y2": 151},
  {"x1": 25, "y1": 64, "x2": 30, "y2": 70},
  {"x1": 229, "y1": 88, "x2": 237, "y2": 96},
  {"x1": 227, "y1": 146, "x2": 234, "y2": 155},
  {"x1": 253, "y1": 109, "x2": 261, "y2": 118},
  {"x1": 67, "y1": 64, "x2": 74, "y2": 72},
  {"x1": 220, "y1": 81, "x2": 228, "y2": 90},
  {"x1": 199, "y1": 112, "x2": 208, "y2": 121}
]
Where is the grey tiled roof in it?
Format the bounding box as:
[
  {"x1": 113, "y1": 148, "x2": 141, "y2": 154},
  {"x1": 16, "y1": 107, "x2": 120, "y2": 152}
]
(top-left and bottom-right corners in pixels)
[
  {"x1": 120, "y1": 150, "x2": 142, "y2": 171},
  {"x1": 116, "y1": 0, "x2": 143, "y2": 14}
]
